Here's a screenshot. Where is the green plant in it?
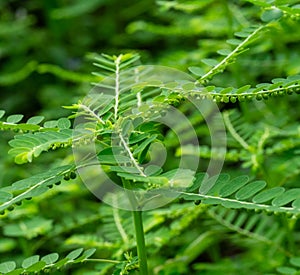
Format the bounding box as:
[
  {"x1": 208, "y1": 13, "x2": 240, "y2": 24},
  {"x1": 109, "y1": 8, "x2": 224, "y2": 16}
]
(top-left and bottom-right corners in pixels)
[{"x1": 1, "y1": 1, "x2": 300, "y2": 274}]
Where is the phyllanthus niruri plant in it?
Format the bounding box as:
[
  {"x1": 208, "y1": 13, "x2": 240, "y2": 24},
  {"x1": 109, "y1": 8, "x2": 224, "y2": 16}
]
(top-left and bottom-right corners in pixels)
[{"x1": 1, "y1": 13, "x2": 300, "y2": 274}]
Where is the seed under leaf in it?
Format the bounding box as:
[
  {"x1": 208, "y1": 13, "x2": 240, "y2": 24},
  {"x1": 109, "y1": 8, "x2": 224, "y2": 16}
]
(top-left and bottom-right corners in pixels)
[
  {"x1": 194, "y1": 200, "x2": 201, "y2": 205},
  {"x1": 70, "y1": 171, "x2": 77, "y2": 179}
]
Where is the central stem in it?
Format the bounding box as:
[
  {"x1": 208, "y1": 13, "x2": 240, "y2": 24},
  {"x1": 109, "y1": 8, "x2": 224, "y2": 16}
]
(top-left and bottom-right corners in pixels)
[
  {"x1": 132, "y1": 209, "x2": 148, "y2": 275},
  {"x1": 122, "y1": 179, "x2": 149, "y2": 275}
]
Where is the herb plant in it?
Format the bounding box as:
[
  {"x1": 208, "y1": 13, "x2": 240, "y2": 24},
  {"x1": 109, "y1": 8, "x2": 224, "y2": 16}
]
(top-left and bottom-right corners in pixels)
[{"x1": 1, "y1": 1, "x2": 300, "y2": 274}]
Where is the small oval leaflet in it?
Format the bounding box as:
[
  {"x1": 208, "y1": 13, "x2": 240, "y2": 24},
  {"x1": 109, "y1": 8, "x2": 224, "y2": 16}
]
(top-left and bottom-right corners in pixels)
[
  {"x1": 0, "y1": 261, "x2": 16, "y2": 273},
  {"x1": 7, "y1": 114, "x2": 23, "y2": 124},
  {"x1": 252, "y1": 187, "x2": 285, "y2": 204},
  {"x1": 22, "y1": 255, "x2": 40, "y2": 269}
]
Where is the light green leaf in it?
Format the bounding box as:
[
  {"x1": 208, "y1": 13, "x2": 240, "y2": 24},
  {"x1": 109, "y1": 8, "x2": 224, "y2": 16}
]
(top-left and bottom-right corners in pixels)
[
  {"x1": 219, "y1": 175, "x2": 249, "y2": 197},
  {"x1": 26, "y1": 116, "x2": 44, "y2": 125},
  {"x1": 235, "y1": 180, "x2": 266, "y2": 200},
  {"x1": 66, "y1": 248, "x2": 84, "y2": 260},
  {"x1": 7, "y1": 115, "x2": 23, "y2": 124},
  {"x1": 41, "y1": 253, "x2": 59, "y2": 265},
  {"x1": 252, "y1": 187, "x2": 285, "y2": 203},
  {"x1": 0, "y1": 261, "x2": 16, "y2": 273},
  {"x1": 22, "y1": 255, "x2": 39, "y2": 269}
]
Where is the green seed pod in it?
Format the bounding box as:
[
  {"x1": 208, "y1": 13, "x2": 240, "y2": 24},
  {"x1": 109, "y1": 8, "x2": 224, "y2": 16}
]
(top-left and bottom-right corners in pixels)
[
  {"x1": 8, "y1": 206, "x2": 14, "y2": 211},
  {"x1": 194, "y1": 200, "x2": 201, "y2": 205},
  {"x1": 70, "y1": 171, "x2": 77, "y2": 179},
  {"x1": 55, "y1": 181, "x2": 61, "y2": 186},
  {"x1": 230, "y1": 96, "x2": 237, "y2": 103},
  {"x1": 256, "y1": 94, "x2": 263, "y2": 101},
  {"x1": 64, "y1": 174, "x2": 70, "y2": 181}
]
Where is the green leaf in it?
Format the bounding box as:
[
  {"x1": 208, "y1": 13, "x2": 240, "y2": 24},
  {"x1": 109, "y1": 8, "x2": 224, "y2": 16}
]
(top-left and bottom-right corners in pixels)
[
  {"x1": 3, "y1": 217, "x2": 53, "y2": 239},
  {"x1": 201, "y1": 58, "x2": 219, "y2": 67},
  {"x1": 252, "y1": 187, "x2": 285, "y2": 203},
  {"x1": 272, "y1": 189, "x2": 300, "y2": 207},
  {"x1": 41, "y1": 253, "x2": 59, "y2": 265},
  {"x1": 290, "y1": 257, "x2": 300, "y2": 268},
  {"x1": 188, "y1": 66, "x2": 205, "y2": 76},
  {"x1": 26, "y1": 116, "x2": 44, "y2": 125},
  {"x1": 199, "y1": 174, "x2": 230, "y2": 195},
  {"x1": 133, "y1": 134, "x2": 157, "y2": 156},
  {"x1": 217, "y1": 49, "x2": 231, "y2": 56},
  {"x1": 66, "y1": 248, "x2": 84, "y2": 260},
  {"x1": 57, "y1": 118, "x2": 71, "y2": 129},
  {"x1": 43, "y1": 120, "x2": 58, "y2": 128},
  {"x1": 73, "y1": 248, "x2": 97, "y2": 263},
  {"x1": 0, "y1": 191, "x2": 13, "y2": 203},
  {"x1": 261, "y1": 8, "x2": 283, "y2": 22},
  {"x1": 276, "y1": 266, "x2": 297, "y2": 275},
  {"x1": 6, "y1": 114, "x2": 23, "y2": 124},
  {"x1": 235, "y1": 180, "x2": 266, "y2": 200},
  {"x1": 22, "y1": 255, "x2": 39, "y2": 269},
  {"x1": 0, "y1": 261, "x2": 16, "y2": 273},
  {"x1": 0, "y1": 110, "x2": 5, "y2": 119},
  {"x1": 219, "y1": 175, "x2": 249, "y2": 197}
]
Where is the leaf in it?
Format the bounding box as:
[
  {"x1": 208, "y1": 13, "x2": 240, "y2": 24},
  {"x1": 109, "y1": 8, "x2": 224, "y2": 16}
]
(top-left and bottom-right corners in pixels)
[
  {"x1": 0, "y1": 261, "x2": 16, "y2": 273},
  {"x1": 0, "y1": 110, "x2": 5, "y2": 119},
  {"x1": 217, "y1": 49, "x2": 231, "y2": 56},
  {"x1": 73, "y1": 248, "x2": 97, "y2": 263},
  {"x1": 174, "y1": 174, "x2": 300, "y2": 216},
  {"x1": 57, "y1": 118, "x2": 71, "y2": 129},
  {"x1": 188, "y1": 66, "x2": 205, "y2": 76},
  {"x1": 26, "y1": 116, "x2": 44, "y2": 125},
  {"x1": 199, "y1": 174, "x2": 230, "y2": 195},
  {"x1": 235, "y1": 181, "x2": 266, "y2": 200},
  {"x1": 290, "y1": 257, "x2": 300, "y2": 268},
  {"x1": 272, "y1": 189, "x2": 300, "y2": 207},
  {"x1": 3, "y1": 217, "x2": 53, "y2": 239},
  {"x1": 22, "y1": 255, "x2": 40, "y2": 269},
  {"x1": 7, "y1": 115, "x2": 23, "y2": 124},
  {"x1": 252, "y1": 187, "x2": 285, "y2": 203},
  {"x1": 8, "y1": 129, "x2": 73, "y2": 164},
  {"x1": 133, "y1": 134, "x2": 157, "y2": 156},
  {"x1": 219, "y1": 175, "x2": 249, "y2": 197},
  {"x1": 41, "y1": 253, "x2": 59, "y2": 264},
  {"x1": 0, "y1": 191, "x2": 13, "y2": 203},
  {"x1": 276, "y1": 266, "x2": 297, "y2": 275},
  {"x1": 43, "y1": 120, "x2": 58, "y2": 128},
  {"x1": 261, "y1": 8, "x2": 283, "y2": 22},
  {"x1": 66, "y1": 248, "x2": 84, "y2": 260},
  {"x1": 201, "y1": 58, "x2": 219, "y2": 67}
]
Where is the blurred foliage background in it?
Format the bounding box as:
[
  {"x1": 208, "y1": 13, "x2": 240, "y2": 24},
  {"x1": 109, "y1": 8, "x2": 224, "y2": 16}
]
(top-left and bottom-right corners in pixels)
[{"x1": 1, "y1": 0, "x2": 300, "y2": 274}]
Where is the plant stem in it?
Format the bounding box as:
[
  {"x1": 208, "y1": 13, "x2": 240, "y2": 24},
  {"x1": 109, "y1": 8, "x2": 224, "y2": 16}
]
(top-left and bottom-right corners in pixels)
[
  {"x1": 132, "y1": 209, "x2": 148, "y2": 275},
  {"x1": 122, "y1": 179, "x2": 149, "y2": 275}
]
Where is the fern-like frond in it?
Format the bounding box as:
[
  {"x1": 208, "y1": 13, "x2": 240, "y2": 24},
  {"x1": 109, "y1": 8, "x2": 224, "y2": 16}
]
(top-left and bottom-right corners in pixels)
[
  {"x1": 0, "y1": 248, "x2": 96, "y2": 274},
  {"x1": 245, "y1": 0, "x2": 300, "y2": 20},
  {"x1": 161, "y1": 173, "x2": 300, "y2": 217},
  {"x1": 139, "y1": 74, "x2": 300, "y2": 103},
  {"x1": 190, "y1": 24, "x2": 268, "y2": 83},
  {"x1": 0, "y1": 165, "x2": 74, "y2": 213},
  {"x1": 0, "y1": 110, "x2": 44, "y2": 132},
  {"x1": 208, "y1": 206, "x2": 288, "y2": 254}
]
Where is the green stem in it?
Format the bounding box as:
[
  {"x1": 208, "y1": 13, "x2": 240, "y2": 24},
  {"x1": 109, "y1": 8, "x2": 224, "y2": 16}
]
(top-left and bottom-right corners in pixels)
[
  {"x1": 133, "y1": 209, "x2": 148, "y2": 275},
  {"x1": 122, "y1": 179, "x2": 149, "y2": 275}
]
